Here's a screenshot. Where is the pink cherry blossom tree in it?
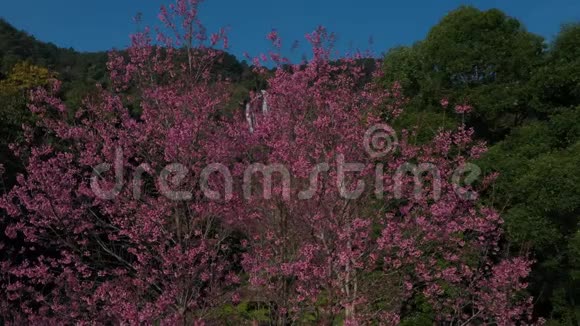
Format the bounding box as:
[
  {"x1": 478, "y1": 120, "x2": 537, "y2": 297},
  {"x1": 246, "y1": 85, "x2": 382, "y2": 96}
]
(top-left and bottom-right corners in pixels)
[
  {"x1": 0, "y1": 0, "x2": 538, "y2": 325},
  {"x1": 229, "y1": 29, "x2": 536, "y2": 325},
  {"x1": 1, "y1": 1, "x2": 240, "y2": 324}
]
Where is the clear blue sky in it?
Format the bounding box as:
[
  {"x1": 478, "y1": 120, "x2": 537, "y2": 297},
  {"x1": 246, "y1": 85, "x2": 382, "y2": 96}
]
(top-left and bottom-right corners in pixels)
[{"x1": 2, "y1": 0, "x2": 580, "y2": 61}]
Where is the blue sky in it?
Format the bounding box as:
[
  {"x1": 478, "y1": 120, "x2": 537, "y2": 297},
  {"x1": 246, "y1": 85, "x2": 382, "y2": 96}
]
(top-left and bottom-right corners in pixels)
[{"x1": 2, "y1": 0, "x2": 580, "y2": 61}]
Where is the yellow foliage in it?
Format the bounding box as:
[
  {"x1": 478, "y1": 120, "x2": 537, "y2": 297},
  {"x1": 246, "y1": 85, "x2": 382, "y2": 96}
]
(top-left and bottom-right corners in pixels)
[{"x1": 0, "y1": 62, "x2": 56, "y2": 95}]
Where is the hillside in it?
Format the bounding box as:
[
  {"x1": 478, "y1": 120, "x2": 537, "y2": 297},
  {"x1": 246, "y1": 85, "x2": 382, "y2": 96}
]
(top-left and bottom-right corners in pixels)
[{"x1": 0, "y1": 18, "x2": 108, "y2": 85}]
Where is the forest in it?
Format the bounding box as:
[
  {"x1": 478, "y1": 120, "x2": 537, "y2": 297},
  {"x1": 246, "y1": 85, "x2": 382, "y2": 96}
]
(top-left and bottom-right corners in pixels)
[{"x1": 0, "y1": 2, "x2": 579, "y2": 325}]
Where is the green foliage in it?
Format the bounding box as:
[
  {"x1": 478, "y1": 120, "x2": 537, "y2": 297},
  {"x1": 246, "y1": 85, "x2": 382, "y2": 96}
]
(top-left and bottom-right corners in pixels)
[
  {"x1": 382, "y1": 6, "x2": 545, "y2": 142},
  {"x1": 0, "y1": 18, "x2": 108, "y2": 99},
  {"x1": 392, "y1": 108, "x2": 458, "y2": 144},
  {"x1": 381, "y1": 7, "x2": 580, "y2": 323},
  {"x1": 477, "y1": 108, "x2": 580, "y2": 324},
  {"x1": 399, "y1": 294, "x2": 435, "y2": 326},
  {"x1": 382, "y1": 46, "x2": 423, "y2": 95},
  {"x1": 211, "y1": 301, "x2": 271, "y2": 324},
  {"x1": 531, "y1": 23, "x2": 580, "y2": 113}
]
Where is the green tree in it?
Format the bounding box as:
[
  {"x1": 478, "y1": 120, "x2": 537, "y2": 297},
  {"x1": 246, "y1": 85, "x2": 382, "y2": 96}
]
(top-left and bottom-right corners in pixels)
[
  {"x1": 382, "y1": 6, "x2": 545, "y2": 142},
  {"x1": 531, "y1": 23, "x2": 580, "y2": 114},
  {"x1": 478, "y1": 107, "x2": 580, "y2": 324}
]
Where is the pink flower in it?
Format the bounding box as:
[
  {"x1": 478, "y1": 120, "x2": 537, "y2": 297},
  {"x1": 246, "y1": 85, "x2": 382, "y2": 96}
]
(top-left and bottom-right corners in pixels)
[
  {"x1": 267, "y1": 29, "x2": 281, "y2": 48},
  {"x1": 267, "y1": 30, "x2": 278, "y2": 42},
  {"x1": 231, "y1": 292, "x2": 241, "y2": 304},
  {"x1": 440, "y1": 98, "x2": 449, "y2": 108},
  {"x1": 454, "y1": 104, "x2": 473, "y2": 114}
]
